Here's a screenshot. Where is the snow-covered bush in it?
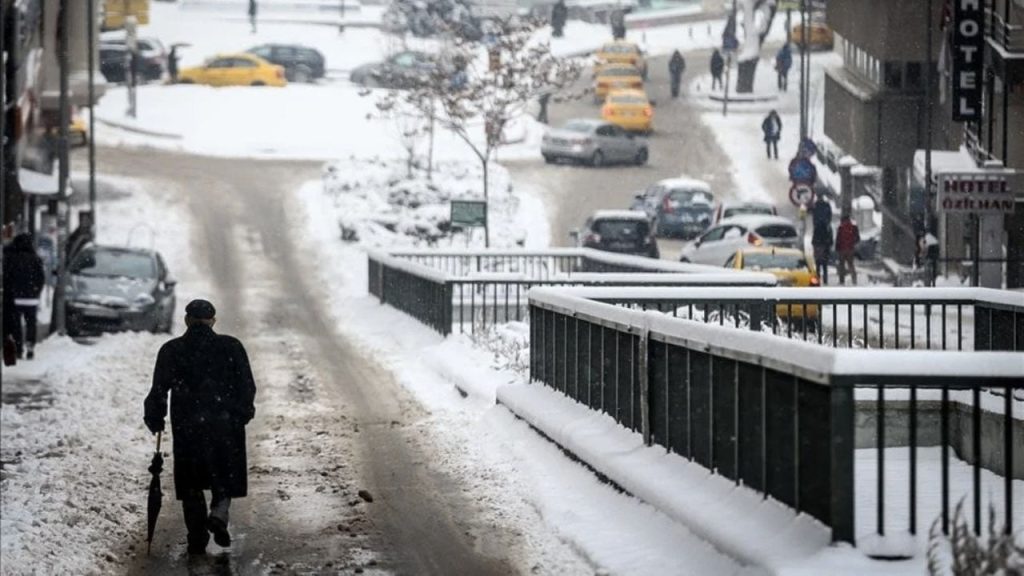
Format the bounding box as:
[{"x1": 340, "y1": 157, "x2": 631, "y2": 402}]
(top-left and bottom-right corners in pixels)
[{"x1": 927, "y1": 501, "x2": 1023, "y2": 575}]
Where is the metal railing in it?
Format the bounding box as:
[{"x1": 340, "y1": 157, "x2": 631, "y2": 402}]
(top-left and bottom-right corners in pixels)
[
  {"x1": 987, "y1": 5, "x2": 1024, "y2": 52},
  {"x1": 369, "y1": 249, "x2": 776, "y2": 336},
  {"x1": 529, "y1": 287, "x2": 1022, "y2": 547},
  {"x1": 570, "y1": 286, "x2": 1024, "y2": 352}
]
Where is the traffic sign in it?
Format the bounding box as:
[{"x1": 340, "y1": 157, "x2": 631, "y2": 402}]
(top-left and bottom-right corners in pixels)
[
  {"x1": 788, "y1": 157, "x2": 817, "y2": 185},
  {"x1": 789, "y1": 184, "x2": 814, "y2": 207},
  {"x1": 451, "y1": 200, "x2": 488, "y2": 227},
  {"x1": 797, "y1": 137, "x2": 818, "y2": 160}
]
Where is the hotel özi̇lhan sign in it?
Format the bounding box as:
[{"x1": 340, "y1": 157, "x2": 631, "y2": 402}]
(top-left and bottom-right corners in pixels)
[
  {"x1": 952, "y1": 0, "x2": 984, "y2": 122},
  {"x1": 938, "y1": 173, "x2": 1014, "y2": 214}
]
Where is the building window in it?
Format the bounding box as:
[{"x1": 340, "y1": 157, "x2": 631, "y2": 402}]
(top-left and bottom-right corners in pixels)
[
  {"x1": 884, "y1": 61, "x2": 903, "y2": 89},
  {"x1": 905, "y1": 62, "x2": 922, "y2": 90}
]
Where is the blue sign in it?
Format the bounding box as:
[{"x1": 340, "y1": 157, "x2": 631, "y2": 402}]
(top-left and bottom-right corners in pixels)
[
  {"x1": 788, "y1": 157, "x2": 817, "y2": 185},
  {"x1": 798, "y1": 137, "x2": 818, "y2": 159}
]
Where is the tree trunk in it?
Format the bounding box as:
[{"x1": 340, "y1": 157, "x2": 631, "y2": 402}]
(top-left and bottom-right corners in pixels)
[
  {"x1": 736, "y1": 59, "x2": 758, "y2": 93},
  {"x1": 482, "y1": 158, "x2": 490, "y2": 247}
]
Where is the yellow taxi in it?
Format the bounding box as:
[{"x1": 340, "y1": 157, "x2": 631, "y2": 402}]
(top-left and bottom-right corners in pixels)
[
  {"x1": 726, "y1": 247, "x2": 820, "y2": 320},
  {"x1": 601, "y1": 89, "x2": 653, "y2": 133},
  {"x1": 594, "y1": 64, "x2": 643, "y2": 102},
  {"x1": 790, "y1": 22, "x2": 834, "y2": 50},
  {"x1": 178, "y1": 53, "x2": 287, "y2": 87},
  {"x1": 70, "y1": 114, "x2": 88, "y2": 147},
  {"x1": 593, "y1": 40, "x2": 647, "y2": 79}
]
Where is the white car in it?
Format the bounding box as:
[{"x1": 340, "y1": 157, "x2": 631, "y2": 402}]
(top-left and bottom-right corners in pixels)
[
  {"x1": 678, "y1": 215, "x2": 800, "y2": 266},
  {"x1": 713, "y1": 200, "x2": 778, "y2": 224}
]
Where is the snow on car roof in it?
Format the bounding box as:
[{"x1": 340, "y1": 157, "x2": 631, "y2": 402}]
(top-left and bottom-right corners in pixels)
[
  {"x1": 592, "y1": 209, "x2": 650, "y2": 221},
  {"x1": 716, "y1": 214, "x2": 794, "y2": 227},
  {"x1": 657, "y1": 177, "x2": 712, "y2": 192},
  {"x1": 718, "y1": 199, "x2": 773, "y2": 208}
]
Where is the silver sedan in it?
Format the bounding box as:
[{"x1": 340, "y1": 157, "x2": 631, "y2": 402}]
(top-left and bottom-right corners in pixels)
[{"x1": 541, "y1": 119, "x2": 649, "y2": 167}]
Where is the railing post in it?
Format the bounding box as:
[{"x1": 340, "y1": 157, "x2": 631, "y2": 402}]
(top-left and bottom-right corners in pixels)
[
  {"x1": 830, "y1": 379, "x2": 856, "y2": 544},
  {"x1": 442, "y1": 281, "x2": 453, "y2": 336},
  {"x1": 638, "y1": 324, "x2": 651, "y2": 446}
]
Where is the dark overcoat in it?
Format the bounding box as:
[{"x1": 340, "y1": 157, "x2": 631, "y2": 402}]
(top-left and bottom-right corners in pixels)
[{"x1": 144, "y1": 324, "x2": 256, "y2": 499}]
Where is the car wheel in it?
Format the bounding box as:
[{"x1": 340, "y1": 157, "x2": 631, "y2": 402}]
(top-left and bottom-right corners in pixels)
[
  {"x1": 591, "y1": 150, "x2": 605, "y2": 167},
  {"x1": 293, "y1": 65, "x2": 313, "y2": 83},
  {"x1": 178, "y1": 79, "x2": 194, "y2": 84},
  {"x1": 634, "y1": 148, "x2": 648, "y2": 166},
  {"x1": 251, "y1": 81, "x2": 266, "y2": 86},
  {"x1": 543, "y1": 154, "x2": 556, "y2": 164},
  {"x1": 679, "y1": 257, "x2": 691, "y2": 263}
]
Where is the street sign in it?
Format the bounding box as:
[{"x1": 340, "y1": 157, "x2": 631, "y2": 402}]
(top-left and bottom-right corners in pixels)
[
  {"x1": 797, "y1": 137, "x2": 818, "y2": 160},
  {"x1": 789, "y1": 184, "x2": 814, "y2": 207},
  {"x1": 788, "y1": 157, "x2": 817, "y2": 185},
  {"x1": 937, "y1": 173, "x2": 1014, "y2": 213},
  {"x1": 451, "y1": 200, "x2": 488, "y2": 227},
  {"x1": 951, "y1": 0, "x2": 984, "y2": 122}
]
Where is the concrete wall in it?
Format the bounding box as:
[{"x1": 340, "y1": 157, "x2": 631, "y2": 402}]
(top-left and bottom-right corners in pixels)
[{"x1": 855, "y1": 399, "x2": 1024, "y2": 479}]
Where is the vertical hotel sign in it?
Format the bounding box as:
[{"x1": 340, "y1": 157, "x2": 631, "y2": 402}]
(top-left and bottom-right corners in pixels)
[{"x1": 952, "y1": 0, "x2": 984, "y2": 122}]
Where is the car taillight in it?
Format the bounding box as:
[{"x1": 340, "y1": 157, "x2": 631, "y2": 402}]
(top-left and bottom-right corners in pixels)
[
  {"x1": 602, "y1": 105, "x2": 613, "y2": 116},
  {"x1": 584, "y1": 233, "x2": 601, "y2": 244},
  {"x1": 643, "y1": 106, "x2": 652, "y2": 117},
  {"x1": 747, "y1": 232, "x2": 763, "y2": 246},
  {"x1": 632, "y1": 81, "x2": 642, "y2": 89},
  {"x1": 662, "y1": 196, "x2": 674, "y2": 214},
  {"x1": 810, "y1": 276, "x2": 820, "y2": 286},
  {"x1": 276, "y1": 68, "x2": 284, "y2": 79}
]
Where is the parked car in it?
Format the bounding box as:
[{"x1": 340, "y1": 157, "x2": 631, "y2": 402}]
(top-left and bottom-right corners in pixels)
[
  {"x1": 65, "y1": 246, "x2": 177, "y2": 336},
  {"x1": 99, "y1": 36, "x2": 167, "y2": 82},
  {"x1": 349, "y1": 51, "x2": 438, "y2": 89},
  {"x1": 601, "y1": 89, "x2": 653, "y2": 134},
  {"x1": 541, "y1": 119, "x2": 649, "y2": 166},
  {"x1": 177, "y1": 53, "x2": 287, "y2": 87},
  {"x1": 713, "y1": 200, "x2": 777, "y2": 224},
  {"x1": 593, "y1": 40, "x2": 647, "y2": 79},
  {"x1": 631, "y1": 177, "x2": 714, "y2": 239},
  {"x1": 579, "y1": 210, "x2": 659, "y2": 259},
  {"x1": 725, "y1": 246, "x2": 819, "y2": 320},
  {"x1": 246, "y1": 44, "x2": 325, "y2": 82},
  {"x1": 593, "y1": 64, "x2": 643, "y2": 102},
  {"x1": 679, "y1": 214, "x2": 799, "y2": 265}
]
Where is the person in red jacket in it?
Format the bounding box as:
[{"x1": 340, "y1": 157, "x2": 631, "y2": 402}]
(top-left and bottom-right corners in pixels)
[{"x1": 835, "y1": 215, "x2": 860, "y2": 285}]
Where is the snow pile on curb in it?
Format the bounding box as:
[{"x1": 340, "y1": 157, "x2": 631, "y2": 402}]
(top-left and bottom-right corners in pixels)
[
  {"x1": 1, "y1": 335, "x2": 161, "y2": 574},
  {"x1": 321, "y1": 158, "x2": 526, "y2": 248}
]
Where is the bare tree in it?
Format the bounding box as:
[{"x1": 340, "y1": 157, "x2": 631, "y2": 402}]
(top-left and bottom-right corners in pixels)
[{"x1": 733, "y1": 0, "x2": 777, "y2": 93}]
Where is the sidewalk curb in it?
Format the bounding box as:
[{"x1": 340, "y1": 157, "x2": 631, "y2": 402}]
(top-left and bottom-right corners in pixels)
[{"x1": 95, "y1": 117, "x2": 184, "y2": 141}]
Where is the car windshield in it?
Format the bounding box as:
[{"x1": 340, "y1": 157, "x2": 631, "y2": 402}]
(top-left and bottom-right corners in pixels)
[
  {"x1": 724, "y1": 205, "x2": 774, "y2": 218},
  {"x1": 742, "y1": 252, "x2": 807, "y2": 271},
  {"x1": 594, "y1": 219, "x2": 648, "y2": 239},
  {"x1": 601, "y1": 67, "x2": 638, "y2": 77},
  {"x1": 756, "y1": 224, "x2": 798, "y2": 239},
  {"x1": 562, "y1": 121, "x2": 593, "y2": 133},
  {"x1": 670, "y1": 189, "x2": 714, "y2": 206},
  {"x1": 603, "y1": 44, "x2": 638, "y2": 54},
  {"x1": 70, "y1": 249, "x2": 156, "y2": 279},
  {"x1": 609, "y1": 94, "x2": 647, "y2": 104}
]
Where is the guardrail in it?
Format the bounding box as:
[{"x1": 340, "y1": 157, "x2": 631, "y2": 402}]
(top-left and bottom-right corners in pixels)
[
  {"x1": 369, "y1": 249, "x2": 776, "y2": 336},
  {"x1": 529, "y1": 286, "x2": 1022, "y2": 548},
  {"x1": 571, "y1": 286, "x2": 1023, "y2": 352}
]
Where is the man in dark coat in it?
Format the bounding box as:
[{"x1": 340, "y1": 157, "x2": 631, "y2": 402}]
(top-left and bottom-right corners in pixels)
[
  {"x1": 761, "y1": 109, "x2": 782, "y2": 159},
  {"x1": 811, "y1": 195, "x2": 833, "y2": 285},
  {"x1": 551, "y1": 0, "x2": 568, "y2": 38},
  {"x1": 2, "y1": 233, "x2": 46, "y2": 359},
  {"x1": 710, "y1": 48, "x2": 724, "y2": 91},
  {"x1": 775, "y1": 43, "x2": 792, "y2": 91},
  {"x1": 668, "y1": 50, "x2": 685, "y2": 98},
  {"x1": 66, "y1": 210, "x2": 94, "y2": 264},
  {"x1": 248, "y1": 0, "x2": 258, "y2": 33},
  {"x1": 610, "y1": 8, "x2": 626, "y2": 40},
  {"x1": 144, "y1": 299, "x2": 256, "y2": 555}
]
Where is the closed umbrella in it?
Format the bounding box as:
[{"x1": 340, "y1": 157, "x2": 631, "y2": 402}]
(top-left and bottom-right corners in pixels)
[{"x1": 146, "y1": 432, "x2": 163, "y2": 555}]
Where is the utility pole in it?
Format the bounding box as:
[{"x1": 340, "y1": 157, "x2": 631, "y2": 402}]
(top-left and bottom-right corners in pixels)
[
  {"x1": 88, "y1": 0, "x2": 97, "y2": 222},
  {"x1": 799, "y1": 0, "x2": 807, "y2": 139},
  {"x1": 126, "y1": 16, "x2": 138, "y2": 118},
  {"x1": 925, "y1": 0, "x2": 935, "y2": 286},
  {"x1": 53, "y1": 0, "x2": 71, "y2": 335},
  {"x1": 1, "y1": 0, "x2": 6, "y2": 349}
]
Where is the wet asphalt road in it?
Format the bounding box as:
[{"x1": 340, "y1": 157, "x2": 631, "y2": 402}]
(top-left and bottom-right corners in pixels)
[{"x1": 86, "y1": 148, "x2": 521, "y2": 576}]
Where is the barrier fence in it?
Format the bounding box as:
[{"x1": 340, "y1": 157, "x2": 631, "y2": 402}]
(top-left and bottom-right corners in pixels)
[
  {"x1": 529, "y1": 287, "x2": 1023, "y2": 547},
  {"x1": 368, "y1": 249, "x2": 776, "y2": 336}
]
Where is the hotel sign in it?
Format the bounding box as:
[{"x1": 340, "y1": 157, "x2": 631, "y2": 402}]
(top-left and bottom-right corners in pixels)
[
  {"x1": 952, "y1": 0, "x2": 984, "y2": 122},
  {"x1": 938, "y1": 173, "x2": 1014, "y2": 214}
]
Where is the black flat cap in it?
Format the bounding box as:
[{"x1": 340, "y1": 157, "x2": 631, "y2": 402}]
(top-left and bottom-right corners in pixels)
[{"x1": 185, "y1": 299, "x2": 216, "y2": 320}]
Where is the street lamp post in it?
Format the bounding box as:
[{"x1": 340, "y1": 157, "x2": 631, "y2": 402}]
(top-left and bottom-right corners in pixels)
[
  {"x1": 53, "y1": 0, "x2": 71, "y2": 335},
  {"x1": 88, "y1": 0, "x2": 97, "y2": 221}
]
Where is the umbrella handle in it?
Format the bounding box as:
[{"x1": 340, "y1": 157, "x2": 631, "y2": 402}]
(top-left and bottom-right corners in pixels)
[{"x1": 155, "y1": 431, "x2": 162, "y2": 453}]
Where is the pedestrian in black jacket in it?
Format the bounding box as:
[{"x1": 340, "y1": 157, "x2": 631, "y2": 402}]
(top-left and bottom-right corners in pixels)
[
  {"x1": 811, "y1": 195, "x2": 834, "y2": 284},
  {"x1": 761, "y1": 109, "x2": 782, "y2": 159},
  {"x1": 551, "y1": 0, "x2": 568, "y2": 38},
  {"x1": 2, "y1": 233, "x2": 46, "y2": 359},
  {"x1": 668, "y1": 50, "x2": 685, "y2": 98},
  {"x1": 710, "y1": 49, "x2": 724, "y2": 91},
  {"x1": 144, "y1": 299, "x2": 256, "y2": 555}
]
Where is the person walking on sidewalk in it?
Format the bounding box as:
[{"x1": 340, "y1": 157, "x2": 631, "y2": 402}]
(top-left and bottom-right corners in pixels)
[
  {"x1": 775, "y1": 43, "x2": 792, "y2": 91},
  {"x1": 144, "y1": 299, "x2": 256, "y2": 555},
  {"x1": 610, "y1": 8, "x2": 626, "y2": 40},
  {"x1": 668, "y1": 50, "x2": 686, "y2": 98},
  {"x1": 811, "y1": 195, "x2": 833, "y2": 285},
  {"x1": 835, "y1": 215, "x2": 860, "y2": 285},
  {"x1": 248, "y1": 0, "x2": 258, "y2": 33},
  {"x1": 66, "y1": 211, "x2": 94, "y2": 264},
  {"x1": 551, "y1": 0, "x2": 567, "y2": 38},
  {"x1": 761, "y1": 110, "x2": 782, "y2": 159},
  {"x1": 710, "y1": 49, "x2": 724, "y2": 91},
  {"x1": 2, "y1": 233, "x2": 45, "y2": 359}
]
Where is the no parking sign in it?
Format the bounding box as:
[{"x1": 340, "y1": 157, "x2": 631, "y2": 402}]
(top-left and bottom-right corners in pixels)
[{"x1": 789, "y1": 184, "x2": 814, "y2": 207}]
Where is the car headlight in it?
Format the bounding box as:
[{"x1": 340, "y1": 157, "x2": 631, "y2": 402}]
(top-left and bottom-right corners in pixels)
[
  {"x1": 572, "y1": 144, "x2": 584, "y2": 152},
  {"x1": 131, "y1": 293, "x2": 156, "y2": 311}
]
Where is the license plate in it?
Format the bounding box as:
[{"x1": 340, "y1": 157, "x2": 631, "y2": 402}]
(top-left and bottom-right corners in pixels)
[{"x1": 83, "y1": 307, "x2": 120, "y2": 319}]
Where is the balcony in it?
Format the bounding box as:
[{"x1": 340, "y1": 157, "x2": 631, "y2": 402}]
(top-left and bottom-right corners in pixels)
[{"x1": 986, "y1": 4, "x2": 1024, "y2": 83}]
